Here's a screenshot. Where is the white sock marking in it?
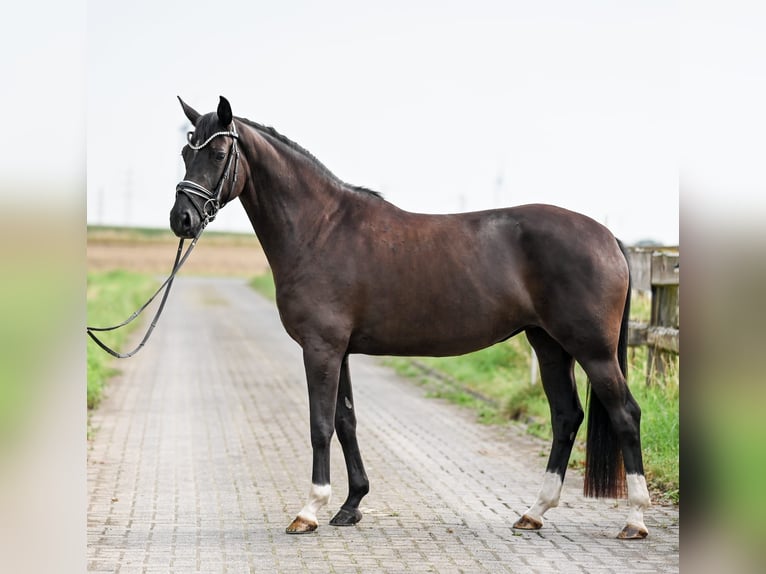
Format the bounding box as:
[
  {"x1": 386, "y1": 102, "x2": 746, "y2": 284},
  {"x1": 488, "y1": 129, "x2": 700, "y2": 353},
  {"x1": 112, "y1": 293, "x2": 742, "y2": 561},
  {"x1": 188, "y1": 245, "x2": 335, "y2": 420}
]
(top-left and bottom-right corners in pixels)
[
  {"x1": 524, "y1": 472, "x2": 563, "y2": 524},
  {"x1": 297, "y1": 483, "x2": 332, "y2": 524},
  {"x1": 625, "y1": 473, "x2": 651, "y2": 531}
]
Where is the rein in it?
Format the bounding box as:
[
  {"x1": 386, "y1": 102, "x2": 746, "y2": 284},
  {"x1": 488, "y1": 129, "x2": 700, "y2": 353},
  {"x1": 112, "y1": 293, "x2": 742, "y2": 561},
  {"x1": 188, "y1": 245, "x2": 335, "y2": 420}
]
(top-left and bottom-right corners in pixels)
[
  {"x1": 87, "y1": 125, "x2": 240, "y2": 359},
  {"x1": 86, "y1": 227, "x2": 203, "y2": 358}
]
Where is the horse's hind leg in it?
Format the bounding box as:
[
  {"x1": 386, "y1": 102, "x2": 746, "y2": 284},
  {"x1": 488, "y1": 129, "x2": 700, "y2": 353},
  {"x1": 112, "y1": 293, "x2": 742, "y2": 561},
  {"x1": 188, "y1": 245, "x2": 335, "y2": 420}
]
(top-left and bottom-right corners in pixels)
[
  {"x1": 329, "y1": 355, "x2": 370, "y2": 526},
  {"x1": 580, "y1": 356, "x2": 650, "y2": 539},
  {"x1": 514, "y1": 327, "x2": 584, "y2": 530}
]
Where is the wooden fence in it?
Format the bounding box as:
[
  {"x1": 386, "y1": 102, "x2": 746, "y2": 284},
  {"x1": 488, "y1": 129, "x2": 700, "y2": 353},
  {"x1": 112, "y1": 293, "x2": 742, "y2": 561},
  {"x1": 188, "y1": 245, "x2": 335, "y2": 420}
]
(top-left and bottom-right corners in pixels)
[{"x1": 626, "y1": 247, "x2": 679, "y2": 384}]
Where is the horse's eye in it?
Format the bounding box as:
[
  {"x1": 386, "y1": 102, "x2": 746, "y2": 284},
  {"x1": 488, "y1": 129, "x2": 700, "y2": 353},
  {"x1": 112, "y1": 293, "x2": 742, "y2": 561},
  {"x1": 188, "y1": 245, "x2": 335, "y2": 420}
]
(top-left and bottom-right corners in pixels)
[
  {"x1": 187, "y1": 131, "x2": 194, "y2": 144},
  {"x1": 214, "y1": 151, "x2": 226, "y2": 161}
]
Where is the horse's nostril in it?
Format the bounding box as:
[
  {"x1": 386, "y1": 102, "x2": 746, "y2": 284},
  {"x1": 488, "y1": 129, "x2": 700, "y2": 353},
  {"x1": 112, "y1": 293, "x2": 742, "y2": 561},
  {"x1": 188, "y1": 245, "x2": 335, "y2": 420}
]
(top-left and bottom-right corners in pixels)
[{"x1": 171, "y1": 205, "x2": 196, "y2": 238}]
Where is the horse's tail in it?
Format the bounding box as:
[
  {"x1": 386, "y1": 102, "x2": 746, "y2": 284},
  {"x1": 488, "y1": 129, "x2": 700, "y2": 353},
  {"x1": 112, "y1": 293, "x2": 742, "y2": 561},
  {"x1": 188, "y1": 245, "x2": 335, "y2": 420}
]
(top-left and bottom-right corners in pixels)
[{"x1": 583, "y1": 239, "x2": 631, "y2": 499}]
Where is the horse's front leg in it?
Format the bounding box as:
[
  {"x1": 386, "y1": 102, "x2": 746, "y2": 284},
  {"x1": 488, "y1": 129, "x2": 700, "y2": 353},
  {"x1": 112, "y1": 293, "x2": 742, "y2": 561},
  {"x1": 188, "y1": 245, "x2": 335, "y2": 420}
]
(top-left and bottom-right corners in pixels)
[
  {"x1": 329, "y1": 355, "x2": 369, "y2": 526},
  {"x1": 285, "y1": 345, "x2": 342, "y2": 534}
]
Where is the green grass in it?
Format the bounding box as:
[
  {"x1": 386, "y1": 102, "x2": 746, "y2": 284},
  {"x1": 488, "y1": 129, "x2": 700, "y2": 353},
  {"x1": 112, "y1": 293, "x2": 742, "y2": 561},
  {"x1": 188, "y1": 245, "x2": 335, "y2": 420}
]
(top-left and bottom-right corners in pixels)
[
  {"x1": 705, "y1": 388, "x2": 766, "y2": 551},
  {"x1": 86, "y1": 270, "x2": 158, "y2": 409},
  {"x1": 249, "y1": 271, "x2": 277, "y2": 301},
  {"x1": 247, "y1": 269, "x2": 679, "y2": 503},
  {"x1": 628, "y1": 351, "x2": 679, "y2": 501},
  {"x1": 0, "y1": 265, "x2": 73, "y2": 449},
  {"x1": 631, "y1": 291, "x2": 652, "y2": 323}
]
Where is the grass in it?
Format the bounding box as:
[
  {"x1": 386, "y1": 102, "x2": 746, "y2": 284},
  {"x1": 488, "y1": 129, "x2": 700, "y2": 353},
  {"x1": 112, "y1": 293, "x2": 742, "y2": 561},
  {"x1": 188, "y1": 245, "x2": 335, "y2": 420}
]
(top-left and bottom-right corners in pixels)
[
  {"x1": 249, "y1": 272, "x2": 277, "y2": 301},
  {"x1": 704, "y1": 387, "x2": 766, "y2": 552},
  {"x1": 628, "y1": 349, "x2": 679, "y2": 501},
  {"x1": 86, "y1": 270, "x2": 158, "y2": 409},
  {"x1": 248, "y1": 269, "x2": 679, "y2": 504},
  {"x1": 631, "y1": 290, "x2": 652, "y2": 323},
  {"x1": 0, "y1": 264, "x2": 73, "y2": 449}
]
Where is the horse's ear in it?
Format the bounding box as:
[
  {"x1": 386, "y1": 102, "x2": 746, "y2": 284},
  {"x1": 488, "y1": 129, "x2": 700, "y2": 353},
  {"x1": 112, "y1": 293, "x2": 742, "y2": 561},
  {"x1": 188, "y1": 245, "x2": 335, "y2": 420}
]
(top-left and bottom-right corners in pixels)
[
  {"x1": 178, "y1": 96, "x2": 200, "y2": 126},
  {"x1": 217, "y1": 96, "x2": 233, "y2": 127}
]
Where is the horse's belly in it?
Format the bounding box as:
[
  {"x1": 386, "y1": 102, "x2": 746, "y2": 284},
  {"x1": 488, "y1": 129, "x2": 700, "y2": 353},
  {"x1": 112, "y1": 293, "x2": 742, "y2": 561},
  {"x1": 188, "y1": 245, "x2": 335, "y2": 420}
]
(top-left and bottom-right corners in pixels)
[
  {"x1": 350, "y1": 336, "x2": 504, "y2": 357},
  {"x1": 348, "y1": 302, "x2": 525, "y2": 357}
]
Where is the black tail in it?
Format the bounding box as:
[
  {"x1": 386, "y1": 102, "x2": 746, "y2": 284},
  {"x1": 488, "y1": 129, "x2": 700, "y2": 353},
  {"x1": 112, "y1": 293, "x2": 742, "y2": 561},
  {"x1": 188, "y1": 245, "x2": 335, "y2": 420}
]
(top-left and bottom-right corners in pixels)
[{"x1": 583, "y1": 239, "x2": 631, "y2": 499}]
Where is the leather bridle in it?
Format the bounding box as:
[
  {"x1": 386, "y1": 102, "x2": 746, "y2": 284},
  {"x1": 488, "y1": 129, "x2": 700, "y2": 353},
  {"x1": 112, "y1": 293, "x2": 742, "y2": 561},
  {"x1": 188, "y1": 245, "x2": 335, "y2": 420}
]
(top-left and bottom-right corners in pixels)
[{"x1": 175, "y1": 122, "x2": 240, "y2": 226}]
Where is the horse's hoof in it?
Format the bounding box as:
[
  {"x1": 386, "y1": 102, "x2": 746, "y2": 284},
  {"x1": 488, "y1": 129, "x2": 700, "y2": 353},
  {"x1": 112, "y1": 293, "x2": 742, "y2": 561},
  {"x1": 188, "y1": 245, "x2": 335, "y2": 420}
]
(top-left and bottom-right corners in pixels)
[
  {"x1": 512, "y1": 514, "x2": 543, "y2": 530},
  {"x1": 330, "y1": 506, "x2": 363, "y2": 526},
  {"x1": 617, "y1": 524, "x2": 648, "y2": 539},
  {"x1": 285, "y1": 515, "x2": 318, "y2": 534}
]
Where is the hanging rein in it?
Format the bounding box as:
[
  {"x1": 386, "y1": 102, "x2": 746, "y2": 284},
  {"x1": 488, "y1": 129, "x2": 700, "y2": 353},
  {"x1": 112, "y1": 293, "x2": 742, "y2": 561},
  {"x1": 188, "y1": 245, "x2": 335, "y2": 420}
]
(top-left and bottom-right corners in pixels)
[{"x1": 86, "y1": 125, "x2": 240, "y2": 358}]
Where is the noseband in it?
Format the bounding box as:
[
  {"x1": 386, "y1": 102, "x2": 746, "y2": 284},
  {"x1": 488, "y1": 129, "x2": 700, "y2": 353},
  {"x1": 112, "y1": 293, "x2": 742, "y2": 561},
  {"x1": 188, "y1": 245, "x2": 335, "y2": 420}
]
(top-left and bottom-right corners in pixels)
[{"x1": 176, "y1": 122, "x2": 240, "y2": 226}]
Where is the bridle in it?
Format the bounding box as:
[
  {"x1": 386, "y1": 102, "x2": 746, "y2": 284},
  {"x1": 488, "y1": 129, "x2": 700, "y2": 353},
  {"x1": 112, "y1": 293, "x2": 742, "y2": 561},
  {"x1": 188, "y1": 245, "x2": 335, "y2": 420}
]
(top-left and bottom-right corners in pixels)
[
  {"x1": 175, "y1": 121, "x2": 240, "y2": 226},
  {"x1": 86, "y1": 122, "x2": 242, "y2": 359}
]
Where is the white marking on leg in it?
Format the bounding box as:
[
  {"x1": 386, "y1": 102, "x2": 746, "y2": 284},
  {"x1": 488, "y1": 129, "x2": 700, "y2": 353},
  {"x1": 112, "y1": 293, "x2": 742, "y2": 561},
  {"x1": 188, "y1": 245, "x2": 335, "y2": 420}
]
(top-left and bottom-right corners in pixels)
[
  {"x1": 344, "y1": 396, "x2": 353, "y2": 410},
  {"x1": 297, "y1": 483, "x2": 332, "y2": 524},
  {"x1": 523, "y1": 472, "x2": 563, "y2": 525},
  {"x1": 625, "y1": 474, "x2": 651, "y2": 531}
]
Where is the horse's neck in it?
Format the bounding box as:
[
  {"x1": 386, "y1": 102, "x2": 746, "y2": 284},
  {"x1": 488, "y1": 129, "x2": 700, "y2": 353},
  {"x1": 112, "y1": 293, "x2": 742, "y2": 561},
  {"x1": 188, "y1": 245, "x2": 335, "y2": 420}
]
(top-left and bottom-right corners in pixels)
[{"x1": 238, "y1": 126, "x2": 344, "y2": 277}]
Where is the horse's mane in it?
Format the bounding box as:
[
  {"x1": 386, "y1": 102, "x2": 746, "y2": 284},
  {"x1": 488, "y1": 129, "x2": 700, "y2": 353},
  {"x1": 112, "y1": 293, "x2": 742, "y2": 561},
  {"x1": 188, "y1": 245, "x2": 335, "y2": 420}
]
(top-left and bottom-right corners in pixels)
[{"x1": 236, "y1": 116, "x2": 383, "y2": 200}]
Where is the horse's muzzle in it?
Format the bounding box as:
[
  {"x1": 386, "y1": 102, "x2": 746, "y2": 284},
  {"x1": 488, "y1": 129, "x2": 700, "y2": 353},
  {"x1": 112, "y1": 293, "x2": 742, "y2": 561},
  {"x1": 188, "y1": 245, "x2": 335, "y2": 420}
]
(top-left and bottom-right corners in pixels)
[{"x1": 169, "y1": 197, "x2": 202, "y2": 239}]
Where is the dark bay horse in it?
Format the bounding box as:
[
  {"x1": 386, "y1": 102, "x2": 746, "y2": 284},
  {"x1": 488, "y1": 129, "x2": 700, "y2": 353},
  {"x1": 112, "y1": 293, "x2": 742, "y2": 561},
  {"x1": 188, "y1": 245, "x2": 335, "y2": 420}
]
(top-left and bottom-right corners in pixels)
[{"x1": 170, "y1": 96, "x2": 650, "y2": 539}]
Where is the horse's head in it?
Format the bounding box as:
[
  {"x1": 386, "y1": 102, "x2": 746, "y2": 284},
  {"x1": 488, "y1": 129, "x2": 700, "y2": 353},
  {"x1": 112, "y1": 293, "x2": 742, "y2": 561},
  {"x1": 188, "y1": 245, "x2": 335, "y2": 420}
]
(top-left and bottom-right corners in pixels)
[{"x1": 170, "y1": 96, "x2": 244, "y2": 238}]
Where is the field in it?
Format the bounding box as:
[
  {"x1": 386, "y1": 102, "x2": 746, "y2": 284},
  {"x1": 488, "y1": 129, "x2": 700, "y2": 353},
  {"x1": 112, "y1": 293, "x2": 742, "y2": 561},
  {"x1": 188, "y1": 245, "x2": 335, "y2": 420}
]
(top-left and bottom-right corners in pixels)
[{"x1": 87, "y1": 226, "x2": 268, "y2": 276}]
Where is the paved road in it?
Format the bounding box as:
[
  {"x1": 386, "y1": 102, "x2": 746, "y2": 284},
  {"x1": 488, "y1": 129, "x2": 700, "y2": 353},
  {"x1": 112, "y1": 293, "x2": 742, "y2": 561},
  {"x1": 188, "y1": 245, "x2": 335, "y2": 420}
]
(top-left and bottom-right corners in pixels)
[{"x1": 87, "y1": 277, "x2": 679, "y2": 573}]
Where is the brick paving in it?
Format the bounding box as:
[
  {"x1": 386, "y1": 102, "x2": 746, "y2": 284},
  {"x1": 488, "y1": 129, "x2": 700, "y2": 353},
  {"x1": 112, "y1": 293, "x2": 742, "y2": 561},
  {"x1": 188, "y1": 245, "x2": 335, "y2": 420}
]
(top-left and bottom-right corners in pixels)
[{"x1": 87, "y1": 277, "x2": 679, "y2": 573}]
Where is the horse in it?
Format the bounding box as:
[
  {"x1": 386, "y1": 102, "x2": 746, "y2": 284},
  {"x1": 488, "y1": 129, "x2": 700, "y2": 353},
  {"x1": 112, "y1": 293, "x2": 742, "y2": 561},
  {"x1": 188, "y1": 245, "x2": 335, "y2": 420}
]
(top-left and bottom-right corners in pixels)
[{"x1": 170, "y1": 96, "x2": 650, "y2": 539}]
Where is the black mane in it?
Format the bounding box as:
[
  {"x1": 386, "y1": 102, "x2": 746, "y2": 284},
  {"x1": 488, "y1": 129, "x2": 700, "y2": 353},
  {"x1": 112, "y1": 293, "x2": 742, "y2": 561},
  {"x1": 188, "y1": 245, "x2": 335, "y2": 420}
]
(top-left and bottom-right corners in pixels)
[{"x1": 236, "y1": 116, "x2": 383, "y2": 200}]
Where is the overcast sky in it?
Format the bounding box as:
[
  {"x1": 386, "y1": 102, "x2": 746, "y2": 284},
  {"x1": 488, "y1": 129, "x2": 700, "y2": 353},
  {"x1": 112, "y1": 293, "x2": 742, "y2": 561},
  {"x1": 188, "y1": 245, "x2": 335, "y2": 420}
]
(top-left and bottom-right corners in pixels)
[{"x1": 87, "y1": 0, "x2": 678, "y2": 245}]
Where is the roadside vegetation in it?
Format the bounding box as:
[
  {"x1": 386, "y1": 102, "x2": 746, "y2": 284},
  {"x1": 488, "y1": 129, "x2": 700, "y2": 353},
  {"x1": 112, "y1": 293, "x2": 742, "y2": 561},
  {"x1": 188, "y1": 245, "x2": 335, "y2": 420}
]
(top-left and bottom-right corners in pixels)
[
  {"x1": 249, "y1": 272, "x2": 277, "y2": 301},
  {"x1": 0, "y1": 259, "x2": 71, "y2": 449},
  {"x1": 249, "y1": 272, "x2": 679, "y2": 504},
  {"x1": 86, "y1": 270, "x2": 157, "y2": 409}
]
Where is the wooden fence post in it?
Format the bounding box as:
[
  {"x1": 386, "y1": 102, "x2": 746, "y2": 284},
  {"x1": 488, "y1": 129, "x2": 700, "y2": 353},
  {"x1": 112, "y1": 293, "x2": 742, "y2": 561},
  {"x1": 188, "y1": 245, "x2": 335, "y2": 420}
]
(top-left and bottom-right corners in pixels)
[{"x1": 646, "y1": 251, "x2": 679, "y2": 384}]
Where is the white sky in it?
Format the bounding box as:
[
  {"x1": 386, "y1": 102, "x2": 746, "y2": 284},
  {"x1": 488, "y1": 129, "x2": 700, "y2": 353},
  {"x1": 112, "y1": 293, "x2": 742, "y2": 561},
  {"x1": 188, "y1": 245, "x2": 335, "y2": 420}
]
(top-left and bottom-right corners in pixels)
[{"x1": 87, "y1": 0, "x2": 678, "y2": 245}]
